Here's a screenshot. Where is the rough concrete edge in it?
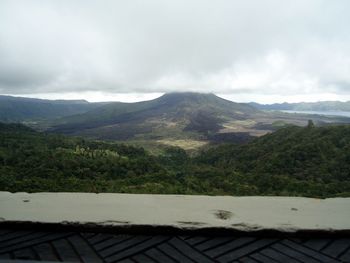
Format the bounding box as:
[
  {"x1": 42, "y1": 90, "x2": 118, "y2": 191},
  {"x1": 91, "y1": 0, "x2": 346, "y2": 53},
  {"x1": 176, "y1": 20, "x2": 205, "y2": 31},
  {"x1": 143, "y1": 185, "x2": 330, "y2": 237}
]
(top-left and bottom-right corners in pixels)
[{"x1": 1, "y1": 221, "x2": 350, "y2": 238}]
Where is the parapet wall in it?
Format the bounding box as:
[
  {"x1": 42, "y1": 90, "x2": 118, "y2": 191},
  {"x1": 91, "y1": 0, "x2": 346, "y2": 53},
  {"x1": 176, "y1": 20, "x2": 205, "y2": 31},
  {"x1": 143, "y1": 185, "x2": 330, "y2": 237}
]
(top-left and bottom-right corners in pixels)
[{"x1": 1, "y1": 192, "x2": 349, "y2": 235}]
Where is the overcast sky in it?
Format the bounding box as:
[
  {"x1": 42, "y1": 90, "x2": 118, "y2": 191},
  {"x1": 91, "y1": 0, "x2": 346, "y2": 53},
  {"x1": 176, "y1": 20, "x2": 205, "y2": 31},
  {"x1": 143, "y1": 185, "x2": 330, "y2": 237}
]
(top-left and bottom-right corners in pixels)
[{"x1": 0, "y1": 0, "x2": 350, "y2": 103}]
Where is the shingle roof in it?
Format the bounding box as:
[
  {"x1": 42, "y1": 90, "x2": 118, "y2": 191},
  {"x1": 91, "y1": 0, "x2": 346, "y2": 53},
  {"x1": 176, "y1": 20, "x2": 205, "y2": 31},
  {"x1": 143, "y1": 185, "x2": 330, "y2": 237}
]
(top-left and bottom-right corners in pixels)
[{"x1": 1, "y1": 228, "x2": 349, "y2": 262}]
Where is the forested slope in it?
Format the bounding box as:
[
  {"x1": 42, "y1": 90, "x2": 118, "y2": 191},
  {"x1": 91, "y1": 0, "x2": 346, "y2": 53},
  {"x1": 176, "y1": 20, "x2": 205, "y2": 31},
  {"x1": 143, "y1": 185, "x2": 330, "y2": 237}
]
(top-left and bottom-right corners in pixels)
[
  {"x1": 196, "y1": 123, "x2": 350, "y2": 196},
  {"x1": 0, "y1": 122, "x2": 349, "y2": 197}
]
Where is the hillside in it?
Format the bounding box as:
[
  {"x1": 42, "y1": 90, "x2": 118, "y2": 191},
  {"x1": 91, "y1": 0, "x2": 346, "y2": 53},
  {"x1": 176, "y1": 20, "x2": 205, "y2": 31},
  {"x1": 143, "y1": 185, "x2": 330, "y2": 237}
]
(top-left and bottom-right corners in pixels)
[
  {"x1": 50, "y1": 92, "x2": 259, "y2": 143},
  {"x1": 49, "y1": 93, "x2": 350, "y2": 149},
  {"x1": 0, "y1": 95, "x2": 106, "y2": 123},
  {"x1": 1, "y1": 93, "x2": 350, "y2": 151},
  {"x1": 196, "y1": 123, "x2": 350, "y2": 196},
  {"x1": 250, "y1": 100, "x2": 350, "y2": 111},
  {"x1": 1, "y1": 122, "x2": 350, "y2": 197}
]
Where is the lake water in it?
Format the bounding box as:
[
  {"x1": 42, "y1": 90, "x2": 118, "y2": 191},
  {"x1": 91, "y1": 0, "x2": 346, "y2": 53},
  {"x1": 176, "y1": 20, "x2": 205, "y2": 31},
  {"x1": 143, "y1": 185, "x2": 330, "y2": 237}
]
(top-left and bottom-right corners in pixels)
[{"x1": 281, "y1": 110, "x2": 350, "y2": 118}]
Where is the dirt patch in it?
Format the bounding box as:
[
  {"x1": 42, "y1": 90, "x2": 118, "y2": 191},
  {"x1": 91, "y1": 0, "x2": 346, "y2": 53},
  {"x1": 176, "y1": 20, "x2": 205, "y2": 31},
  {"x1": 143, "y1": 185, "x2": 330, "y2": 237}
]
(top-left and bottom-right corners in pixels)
[
  {"x1": 214, "y1": 210, "x2": 233, "y2": 220},
  {"x1": 157, "y1": 139, "x2": 208, "y2": 150}
]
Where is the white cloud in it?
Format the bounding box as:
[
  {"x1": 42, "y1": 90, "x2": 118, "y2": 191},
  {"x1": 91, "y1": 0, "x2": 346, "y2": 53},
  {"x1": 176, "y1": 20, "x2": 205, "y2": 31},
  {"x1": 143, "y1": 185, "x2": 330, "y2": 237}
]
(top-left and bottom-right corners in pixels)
[
  {"x1": 0, "y1": 0, "x2": 349, "y2": 102},
  {"x1": 11, "y1": 92, "x2": 163, "y2": 103}
]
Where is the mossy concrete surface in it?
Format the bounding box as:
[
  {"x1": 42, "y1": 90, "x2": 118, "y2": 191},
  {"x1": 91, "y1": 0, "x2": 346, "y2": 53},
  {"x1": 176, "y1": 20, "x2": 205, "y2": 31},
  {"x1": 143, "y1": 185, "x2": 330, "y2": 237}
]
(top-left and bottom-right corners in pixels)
[{"x1": 0, "y1": 192, "x2": 349, "y2": 233}]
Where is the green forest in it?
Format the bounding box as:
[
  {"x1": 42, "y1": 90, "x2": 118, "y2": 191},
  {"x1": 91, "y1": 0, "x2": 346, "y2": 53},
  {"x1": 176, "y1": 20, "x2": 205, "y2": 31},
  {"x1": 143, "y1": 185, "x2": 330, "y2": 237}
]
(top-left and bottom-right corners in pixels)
[{"x1": 0, "y1": 122, "x2": 350, "y2": 198}]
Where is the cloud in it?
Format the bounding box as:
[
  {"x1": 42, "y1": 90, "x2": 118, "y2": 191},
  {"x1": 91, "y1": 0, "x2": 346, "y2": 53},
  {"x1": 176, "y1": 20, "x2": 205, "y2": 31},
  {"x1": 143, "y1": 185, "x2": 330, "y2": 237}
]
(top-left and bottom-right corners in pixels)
[{"x1": 0, "y1": 0, "x2": 350, "y2": 102}]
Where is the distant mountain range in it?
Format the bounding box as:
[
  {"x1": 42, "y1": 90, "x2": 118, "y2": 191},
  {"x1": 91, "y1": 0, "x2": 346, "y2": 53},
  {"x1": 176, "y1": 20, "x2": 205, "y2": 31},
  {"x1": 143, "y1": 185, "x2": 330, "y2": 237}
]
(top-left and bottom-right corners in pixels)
[
  {"x1": 1, "y1": 93, "x2": 350, "y2": 149},
  {"x1": 249, "y1": 101, "x2": 350, "y2": 111},
  {"x1": 0, "y1": 95, "x2": 106, "y2": 122}
]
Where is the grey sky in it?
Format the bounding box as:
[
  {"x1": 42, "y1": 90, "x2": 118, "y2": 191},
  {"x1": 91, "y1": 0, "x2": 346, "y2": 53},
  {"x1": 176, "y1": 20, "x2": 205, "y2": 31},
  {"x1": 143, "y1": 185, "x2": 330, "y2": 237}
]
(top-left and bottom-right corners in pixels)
[{"x1": 0, "y1": 0, "x2": 350, "y2": 103}]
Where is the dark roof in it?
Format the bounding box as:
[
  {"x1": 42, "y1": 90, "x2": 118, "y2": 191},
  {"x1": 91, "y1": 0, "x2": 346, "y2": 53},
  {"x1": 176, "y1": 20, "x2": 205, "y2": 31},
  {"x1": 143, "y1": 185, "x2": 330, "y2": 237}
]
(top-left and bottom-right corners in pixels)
[{"x1": 0, "y1": 228, "x2": 349, "y2": 262}]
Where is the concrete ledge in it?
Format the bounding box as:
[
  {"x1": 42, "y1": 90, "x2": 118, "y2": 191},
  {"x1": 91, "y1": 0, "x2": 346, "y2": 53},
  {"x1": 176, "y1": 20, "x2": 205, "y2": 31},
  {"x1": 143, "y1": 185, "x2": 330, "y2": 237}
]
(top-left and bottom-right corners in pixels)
[{"x1": 0, "y1": 192, "x2": 349, "y2": 235}]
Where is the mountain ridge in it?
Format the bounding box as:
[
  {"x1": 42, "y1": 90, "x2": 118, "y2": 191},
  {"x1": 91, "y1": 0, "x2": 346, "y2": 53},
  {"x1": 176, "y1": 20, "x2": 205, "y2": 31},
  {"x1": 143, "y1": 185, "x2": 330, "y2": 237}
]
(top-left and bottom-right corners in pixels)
[
  {"x1": 0, "y1": 95, "x2": 89, "y2": 104},
  {"x1": 0, "y1": 95, "x2": 107, "y2": 122},
  {"x1": 250, "y1": 100, "x2": 350, "y2": 111}
]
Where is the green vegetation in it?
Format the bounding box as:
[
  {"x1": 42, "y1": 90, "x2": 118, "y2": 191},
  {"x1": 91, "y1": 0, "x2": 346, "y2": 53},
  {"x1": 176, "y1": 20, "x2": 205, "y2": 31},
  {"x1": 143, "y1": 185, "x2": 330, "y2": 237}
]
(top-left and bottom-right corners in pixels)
[
  {"x1": 196, "y1": 124, "x2": 350, "y2": 197},
  {"x1": 0, "y1": 123, "x2": 350, "y2": 198}
]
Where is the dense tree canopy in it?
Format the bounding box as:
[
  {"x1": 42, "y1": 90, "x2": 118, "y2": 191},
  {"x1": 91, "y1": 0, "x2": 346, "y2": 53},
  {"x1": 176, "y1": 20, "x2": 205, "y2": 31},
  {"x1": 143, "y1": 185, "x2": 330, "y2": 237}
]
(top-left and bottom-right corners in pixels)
[{"x1": 0, "y1": 123, "x2": 349, "y2": 198}]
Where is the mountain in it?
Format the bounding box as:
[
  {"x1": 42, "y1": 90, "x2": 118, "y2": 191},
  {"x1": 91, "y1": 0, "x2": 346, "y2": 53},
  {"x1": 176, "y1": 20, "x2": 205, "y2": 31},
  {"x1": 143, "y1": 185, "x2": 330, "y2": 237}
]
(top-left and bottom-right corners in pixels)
[
  {"x1": 0, "y1": 95, "x2": 107, "y2": 122},
  {"x1": 250, "y1": 101, "x2": 350, "y2": 111},
  {"x1": 50, "y1": 92, "x2": 258, "y2": 140},
  {"x1": 49, "y1": 92, "x2": 350, "y2": 148},
  {"x1": 2, "y1": 93, "x2": 349, "y2": 150}
]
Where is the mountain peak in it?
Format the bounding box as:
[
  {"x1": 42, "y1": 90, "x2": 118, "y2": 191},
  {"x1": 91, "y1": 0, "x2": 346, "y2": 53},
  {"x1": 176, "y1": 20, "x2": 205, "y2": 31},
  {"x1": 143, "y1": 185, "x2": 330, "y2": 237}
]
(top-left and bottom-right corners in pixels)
[
  {"x1": 162, "y1": 91, "x2": 214, "y2": 97},
  {"x1": 157, "y1": 92, "x2": 224, "y2": 105}
]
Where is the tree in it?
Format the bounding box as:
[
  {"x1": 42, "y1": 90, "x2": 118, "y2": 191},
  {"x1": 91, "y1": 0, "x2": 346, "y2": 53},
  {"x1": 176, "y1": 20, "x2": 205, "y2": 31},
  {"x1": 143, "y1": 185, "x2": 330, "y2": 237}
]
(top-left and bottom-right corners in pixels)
[{"x1": 307, "y1": 120, "x2": 315, "y2": 128}]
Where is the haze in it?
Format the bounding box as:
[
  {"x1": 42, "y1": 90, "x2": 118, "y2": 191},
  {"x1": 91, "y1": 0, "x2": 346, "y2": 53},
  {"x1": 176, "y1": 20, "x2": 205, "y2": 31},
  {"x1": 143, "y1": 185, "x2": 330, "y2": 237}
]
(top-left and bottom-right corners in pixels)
[{"x1": 0, "y1": 0, "x2": 350, "y2": 103}]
